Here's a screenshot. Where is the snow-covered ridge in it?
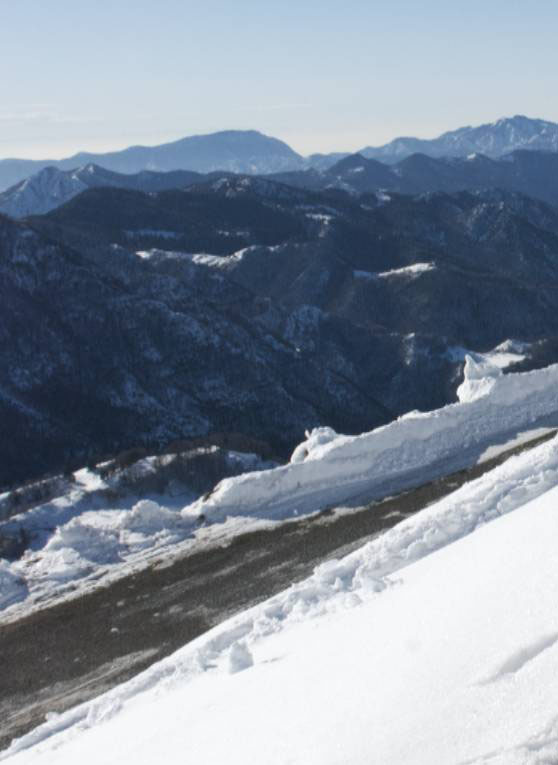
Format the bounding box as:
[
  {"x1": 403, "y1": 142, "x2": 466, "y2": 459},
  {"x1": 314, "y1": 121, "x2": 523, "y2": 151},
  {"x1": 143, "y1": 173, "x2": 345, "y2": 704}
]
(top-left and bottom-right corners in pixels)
[
  {"x1": 186, "y1": 358, "x2": 558, "y2": 523},
  {"x1": 5, "y1": 432, "x2": 558, "y2": 762}
]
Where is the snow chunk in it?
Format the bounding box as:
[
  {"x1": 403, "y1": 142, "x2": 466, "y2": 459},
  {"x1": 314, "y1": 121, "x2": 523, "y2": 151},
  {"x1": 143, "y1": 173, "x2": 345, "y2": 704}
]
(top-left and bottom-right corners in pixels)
[
  {"x1": 290, "y1": 427, "x2": 339, "y2": 463},
  {"x1": 456, "y1": 354, "x2": 502, "y2": 403},
  {"x1": 121, "y1": 500, "x2": 183, "y2": 534},
  {"x1": 227, "y1": 641, "x2": 254, "y2": 674}
]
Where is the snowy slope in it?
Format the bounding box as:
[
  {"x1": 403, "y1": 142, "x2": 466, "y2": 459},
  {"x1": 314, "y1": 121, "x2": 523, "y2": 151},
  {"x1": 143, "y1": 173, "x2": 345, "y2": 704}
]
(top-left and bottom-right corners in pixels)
[
  {"x1": 2, "y1": 356, "x2": 558, "y2": 622},
  {"x1": 0, "y1": 167, "x2": 89, "y2": 218},
  {"x1": 4, "y1": 434, "x2": 558, "y2": 764}
]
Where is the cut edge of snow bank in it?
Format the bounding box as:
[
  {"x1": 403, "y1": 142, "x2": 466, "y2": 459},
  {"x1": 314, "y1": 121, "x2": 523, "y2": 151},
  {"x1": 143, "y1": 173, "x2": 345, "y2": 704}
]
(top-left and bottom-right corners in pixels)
[{"x1": 183, "y1": 358, "x2": 558, "y2": 523}]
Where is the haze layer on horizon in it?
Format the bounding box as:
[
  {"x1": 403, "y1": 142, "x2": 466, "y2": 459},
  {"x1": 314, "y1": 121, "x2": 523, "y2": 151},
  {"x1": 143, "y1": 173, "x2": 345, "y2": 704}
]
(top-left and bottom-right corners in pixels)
[{"x1": 2, "y1": 0, "x2": 557, "y2": 160}]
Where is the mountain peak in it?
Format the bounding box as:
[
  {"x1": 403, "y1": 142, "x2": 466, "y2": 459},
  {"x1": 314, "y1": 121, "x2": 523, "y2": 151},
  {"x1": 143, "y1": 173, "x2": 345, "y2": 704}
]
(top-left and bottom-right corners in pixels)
[
  {"x1": 360, "y1": 115, "x2": 558, "y2": 163},
  {"x1": 0, "y1": 130, "x2": 306, "y2": 191}
]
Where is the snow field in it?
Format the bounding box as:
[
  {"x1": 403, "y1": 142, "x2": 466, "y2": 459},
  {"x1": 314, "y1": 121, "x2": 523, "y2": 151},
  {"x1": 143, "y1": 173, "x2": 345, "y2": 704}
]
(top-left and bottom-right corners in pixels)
[{"x1": 4, "y1": 432, "x2": 558, "y2": 762}]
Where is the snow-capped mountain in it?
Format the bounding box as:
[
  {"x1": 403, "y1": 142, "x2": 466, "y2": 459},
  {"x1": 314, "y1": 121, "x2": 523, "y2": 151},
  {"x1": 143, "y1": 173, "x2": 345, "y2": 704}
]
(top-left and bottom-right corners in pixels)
[
  {"x1": 0, "y1": 166, "x2": 90, "y2": 218},
  {"x1": 9, "y1": 146, "x2": 558, "y2": 219},
  {"x1": 0, "y1": 130, "x2": 305, "y2": 191},
  {"x1": 3, "y1": 117, "x2": 558, "y2": 194},
  {"x1": 360, "y1": 115, "x2": 558, "y2": 162},
  {"x1": 0, "y1": 164, "x2": 203, "y2": 218}
]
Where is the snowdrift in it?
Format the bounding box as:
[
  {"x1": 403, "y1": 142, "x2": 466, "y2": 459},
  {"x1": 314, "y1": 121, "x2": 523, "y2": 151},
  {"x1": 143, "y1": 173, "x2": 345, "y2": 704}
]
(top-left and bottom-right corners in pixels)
[
  {"x1": 185, "y1": 357, "x2": 558, "y2": 522},
  {"x1": 5, "y1": 432, "x2": 558, "y2": 764}
]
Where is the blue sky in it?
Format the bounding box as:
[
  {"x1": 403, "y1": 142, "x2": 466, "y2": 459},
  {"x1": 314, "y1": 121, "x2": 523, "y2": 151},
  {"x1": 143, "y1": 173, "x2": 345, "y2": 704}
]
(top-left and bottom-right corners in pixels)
[{"x1": 1, "y1": 0, "x2": 557, "y2": 159}]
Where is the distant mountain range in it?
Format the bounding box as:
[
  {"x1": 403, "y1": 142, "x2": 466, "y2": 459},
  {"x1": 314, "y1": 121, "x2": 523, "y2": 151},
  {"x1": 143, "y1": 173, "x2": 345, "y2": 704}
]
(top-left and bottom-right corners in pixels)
[
  {"x1": 271, "y1": 148, "x2": 558, "y2": 206},
  {"x1": 361, "y1": 115, "x2": 558, "y2": 163},
  {"x1": 0, "y1": 130, "x2": 304, "y2": 191},
  {"x1": 5, "y1": 114, "x2": 558, "y2": 486},
  {"x1": 2, "y1": 116, "x2": 558, "y2": 193},
  {"x1": 5, "y1": 144, "x2": 558, "y2": 219}
]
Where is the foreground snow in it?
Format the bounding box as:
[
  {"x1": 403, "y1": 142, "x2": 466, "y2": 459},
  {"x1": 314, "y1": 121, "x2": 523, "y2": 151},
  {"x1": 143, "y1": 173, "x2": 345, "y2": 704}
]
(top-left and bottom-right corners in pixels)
[
  {"x1": 4, "y1": 435, "x2": 558, "y2": 764},
  {"x1": 2, "y1": 357, "x2": 558, "y2": 622}
]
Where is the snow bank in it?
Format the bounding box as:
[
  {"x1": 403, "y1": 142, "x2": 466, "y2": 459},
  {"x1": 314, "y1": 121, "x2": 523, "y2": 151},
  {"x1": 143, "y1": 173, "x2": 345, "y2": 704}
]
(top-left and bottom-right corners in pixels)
[
  {"x1": 3, "y1": 360, "x2": 558, "y2": 622},
  {"x1": 185, "y1": 359, "x2": 558, "y2": 523},
  {"x1": 5, "y1": 434, "x2": 558, "y2": 763}
]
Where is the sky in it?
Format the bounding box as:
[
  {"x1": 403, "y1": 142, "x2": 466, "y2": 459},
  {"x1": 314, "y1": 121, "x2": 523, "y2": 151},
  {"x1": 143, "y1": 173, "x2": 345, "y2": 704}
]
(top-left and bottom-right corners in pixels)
[{"x1": 1, "y1": 0, "x2": 558, "y2": 160}]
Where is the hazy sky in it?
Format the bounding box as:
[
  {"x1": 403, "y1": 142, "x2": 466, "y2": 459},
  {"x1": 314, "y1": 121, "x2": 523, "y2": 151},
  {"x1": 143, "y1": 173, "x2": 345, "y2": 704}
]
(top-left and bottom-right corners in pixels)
[{"x1": 2, "y1": 0, "x2": 558, "y2": 159}]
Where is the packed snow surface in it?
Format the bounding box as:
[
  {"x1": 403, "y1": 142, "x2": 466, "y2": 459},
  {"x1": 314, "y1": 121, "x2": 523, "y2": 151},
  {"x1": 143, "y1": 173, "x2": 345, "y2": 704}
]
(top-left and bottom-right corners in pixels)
[
  {"x1": 2, "y1": 358, "x2": 558, "y2": 622},
  {"x1": 4, "y1": 434, "x2": 558, "y2": 764}
]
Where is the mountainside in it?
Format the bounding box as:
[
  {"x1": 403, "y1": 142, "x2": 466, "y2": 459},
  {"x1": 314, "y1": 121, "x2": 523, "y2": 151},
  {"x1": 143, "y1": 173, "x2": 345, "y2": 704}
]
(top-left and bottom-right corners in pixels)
[
  {"x1": 360, "y1": 115, "x2": 558, "y2": 162},
  {"x1": 3, "y1": 116, "x2": 558, "y2": 195},
  {"x1": 0, "y1": 164, "x2": 203, "y2": 218},
  {"x1": 0, "y1": 211, "x2": 395, "y2": 487},
  {"x1": 0, "y1": 131, "x2": 305, "y2": 191},
  {"x1": 271, "y1": 148, "x2": 558, "y2": 205},
  {"x1": 9, "y1": 146, "x2": 558, "y2": 219},
  {"x1": 3, "y1": 178, "x2": 556, "y2": 487}
]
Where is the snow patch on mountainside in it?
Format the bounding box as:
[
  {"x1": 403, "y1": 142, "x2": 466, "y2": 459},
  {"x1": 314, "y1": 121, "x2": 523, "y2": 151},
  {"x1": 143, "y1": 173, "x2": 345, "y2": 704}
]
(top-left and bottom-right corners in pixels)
[{"x1": 353, "y1": 262, "x2": 435, "y2": 280}]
